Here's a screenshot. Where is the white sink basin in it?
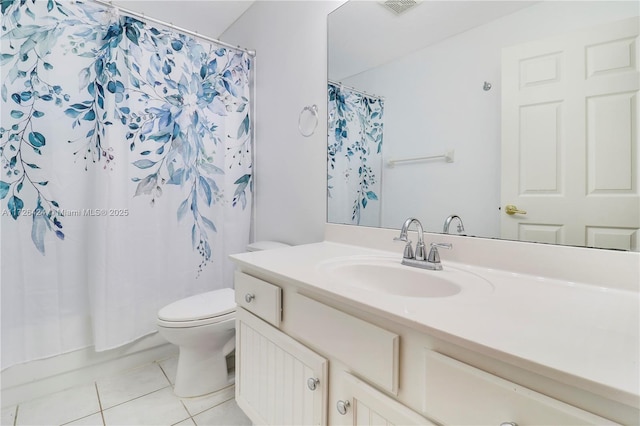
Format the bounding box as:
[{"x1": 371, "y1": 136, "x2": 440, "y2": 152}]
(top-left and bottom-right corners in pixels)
[{"x1": 319, "y1": 256, "x2": 493, "y2": 299}]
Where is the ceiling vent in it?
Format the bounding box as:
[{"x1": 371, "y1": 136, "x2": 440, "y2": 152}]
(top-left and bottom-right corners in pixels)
[{"x1": 379, "y1": 0, "x2": 421, "y2": 16}]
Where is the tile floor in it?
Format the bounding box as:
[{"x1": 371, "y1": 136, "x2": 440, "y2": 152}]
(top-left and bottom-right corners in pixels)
[{"x1": 1, "y1": 357, "x2": 252, "y2": 426}]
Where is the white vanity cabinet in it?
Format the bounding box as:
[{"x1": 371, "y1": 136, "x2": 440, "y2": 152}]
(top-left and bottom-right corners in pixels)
[{"x1": 233, "y1": 269, "x2": 633, "y2": 425}]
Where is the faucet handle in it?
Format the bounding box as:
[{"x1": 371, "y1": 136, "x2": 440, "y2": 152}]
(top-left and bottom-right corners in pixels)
[
  {"x1": 394, "y1": 227, "x2": 415, "y2": 259},
  {"x1": 394, "y1": 231, "x2": 415, "y2": 259},
  {"x1": 428, "y1": 242, "x2": 452, "y2": 264},
  {"x1": 394, "y1": 237, "x2": 414, "y2": 259}
]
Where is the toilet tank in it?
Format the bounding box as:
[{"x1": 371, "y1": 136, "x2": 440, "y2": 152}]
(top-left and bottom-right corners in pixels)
[{"x1": 246, "y1": 241, "x2": 291, "y2": 252}]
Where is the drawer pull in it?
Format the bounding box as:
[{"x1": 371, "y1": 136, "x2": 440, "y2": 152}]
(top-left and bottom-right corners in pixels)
[
  {"x1": 244, "y1": 293, "x2": 255, "y2": 303},
  {"x1": 500, "y1": 423, "x2": 518, "y2": 426},
  {"x1": 336, "y1": 399, "x2": 350, "y2": 415},
  {"x1": 307, "y1": 377, "x2": 320, "y2": 391}
]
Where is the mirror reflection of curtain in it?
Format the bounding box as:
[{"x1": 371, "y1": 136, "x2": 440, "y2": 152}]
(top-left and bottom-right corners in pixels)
[
  {"x1": 327, "y1": 83, "x2": 384, "y2": 226},
  {"x1": 1, "y1": 1, "x2": 252, "y2": 368}
]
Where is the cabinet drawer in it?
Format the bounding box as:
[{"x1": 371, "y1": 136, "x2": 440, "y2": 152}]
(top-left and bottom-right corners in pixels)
[
  {"x1": 287, "y1": 292, "x2": 399, "y2": 394},
  {"x1": 234, "y1": 272, "x2": 281, "y2": 327},
  {"x1": 423, "y1": 350, "x2": 619, "y2": 425}
]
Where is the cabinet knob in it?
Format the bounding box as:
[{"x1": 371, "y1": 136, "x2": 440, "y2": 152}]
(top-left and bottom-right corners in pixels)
[
  {"x1": 307, "y1": 377, "x2": 320, "y2": 391},
  {"x1": 244, "y1": 293, "x2": 255, "y2": 303},
  {"x1": 336, "y1": 400, "x2": 350, "y2": 415},
  {"x1": 500, "y1": 423, "x2": 518, "y2": 426}
]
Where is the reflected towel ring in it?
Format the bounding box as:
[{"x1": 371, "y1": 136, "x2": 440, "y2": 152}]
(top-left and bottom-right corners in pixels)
[{"x1": 298, "y1": 104, "x2": 318, "y2": 137}]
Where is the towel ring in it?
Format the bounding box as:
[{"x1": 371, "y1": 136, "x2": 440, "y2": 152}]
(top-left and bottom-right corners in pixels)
[{"x1": 298, "y1": 104, "x2": 318, "y2": 137}]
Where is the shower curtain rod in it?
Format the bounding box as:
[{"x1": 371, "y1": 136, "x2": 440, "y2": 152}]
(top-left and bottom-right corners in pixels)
[
  {"x1": 328, "y1": 79, "x2": 385, "y2": 100},
  {"x1": 89, "y1": 0, "x2": 256, "y2": 57}
]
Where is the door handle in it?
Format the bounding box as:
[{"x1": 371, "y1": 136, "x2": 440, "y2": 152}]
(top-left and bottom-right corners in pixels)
[{"x1": 504, "y1": 205, "x2": 527, "y2": 215}]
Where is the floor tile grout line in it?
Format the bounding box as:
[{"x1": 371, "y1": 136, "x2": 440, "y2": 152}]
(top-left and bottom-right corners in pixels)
[
  {"x1": 94, "y1": 382, "x2": 106, "y2": 426},
  {"x1": 187, "y1": 393, "x2": 236, "y2": 418},
  {"x1": 157, "y1": 360, "x2": 174, "y2": 386},
  {"x1": 59, "y1": 411, "x2": 102, "y2": 426},
  {"x1": 101, "y1": 384, "x2": 172, "y2": 412},
  {"x1": 169, "y1": 412, "x2": 196, "y2": 426},
  {"x1": 176, "y1": 397, "x2": 196, "y2": 425},
  {"x1": 157, "y1": 360, "x2": 194, "y2": 425},
  {"x1": 179, "y1": 398, "x2": 192, "y2": 418},
  {"x1": 12, "y1": 405, "x2": 18, "y2": 426},
  {"x1": 56, "y1": 384, "x2": 103, "y2": 426}
]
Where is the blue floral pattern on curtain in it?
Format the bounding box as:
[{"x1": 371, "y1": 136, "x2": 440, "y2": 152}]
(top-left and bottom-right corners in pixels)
[
  {"x1": 1, "y1": 0, "x2": 254, "y2": 366},
  {"x1": 327, "y1": 82, "x2": 383, "y2": 226},
  {"x1": 1, "y1": 0, "x2": 252, "y2": 273}
]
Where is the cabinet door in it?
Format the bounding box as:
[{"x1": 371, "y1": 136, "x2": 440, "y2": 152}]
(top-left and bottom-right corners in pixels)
[
  {"x1": 236, "y1": 308, "x2": 328, "y2": 425},
  {"x1": 333, "y1": 372, "x2": 435, "y2": 426}
]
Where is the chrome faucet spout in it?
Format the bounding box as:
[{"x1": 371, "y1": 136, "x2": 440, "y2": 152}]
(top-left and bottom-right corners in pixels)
[
  {"x1": 395, "y1": 217, "x2": 425, "y2": 260},
  {"x1": 443, "y1": 214, "x2": 465, "y2": 234}
]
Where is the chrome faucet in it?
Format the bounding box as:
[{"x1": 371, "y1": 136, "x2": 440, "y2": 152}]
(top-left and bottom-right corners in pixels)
[
  {"x1": 443, "y1": 214, "x2": 465, "y2": 234},
  {"x1": 393, "y1": 217, "x2": 426, "y2": 263},
  {"x1": 394, "y1": 217, "x2": 452, "y2": 270},
  {"x1": 394, "y1": 217, "x2": 426, "y2": 261}
]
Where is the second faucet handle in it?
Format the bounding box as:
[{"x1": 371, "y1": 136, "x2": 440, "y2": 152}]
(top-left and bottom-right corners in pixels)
[{"x1": 427, "y1": 242, "x2": 452, "y2": 264}]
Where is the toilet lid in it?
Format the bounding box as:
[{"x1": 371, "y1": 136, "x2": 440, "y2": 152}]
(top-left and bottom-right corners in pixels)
[
  {"x1": 246, "y1": 241, "x2": 291, "y2": 252},
  {"x1": 158, "y1": 288, "x2": 236, "y2": 322}
]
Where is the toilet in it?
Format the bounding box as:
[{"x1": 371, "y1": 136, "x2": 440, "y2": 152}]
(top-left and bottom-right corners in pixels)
[{"x1": 157, "y1": 241, "x2": 290, "y2": 398}]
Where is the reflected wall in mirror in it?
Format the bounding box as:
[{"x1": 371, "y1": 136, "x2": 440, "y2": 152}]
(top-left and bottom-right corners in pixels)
[{"x1": 327, "y1": 0, "x2": 639, "y2": 251}]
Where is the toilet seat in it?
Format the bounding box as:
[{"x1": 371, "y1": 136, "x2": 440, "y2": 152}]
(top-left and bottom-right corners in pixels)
[
  {"x1": 157, "y1": 311, "x2": 235, "y2": 328},
  {"x1": 157, "y1": 288, "x2": 236, "y2": 328}
]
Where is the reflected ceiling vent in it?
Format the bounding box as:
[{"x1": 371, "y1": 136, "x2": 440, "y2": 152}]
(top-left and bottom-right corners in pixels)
[{"x1": 379, "y1": 0, "x2": 422, "y2": 16}]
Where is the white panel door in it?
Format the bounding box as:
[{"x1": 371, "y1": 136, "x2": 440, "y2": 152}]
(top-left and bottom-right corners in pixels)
[
  {"x1": 501, "y1": 17, "x2": 639, "y2": 250},
  {"x1": 236, "y1": 308, "x2": 328, "y2": 425}
]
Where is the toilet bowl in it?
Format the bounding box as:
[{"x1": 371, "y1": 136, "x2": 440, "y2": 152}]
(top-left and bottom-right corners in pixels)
[
  {"x1": 157, "y1": 241, "x2": 290, "y2": 397},
  {"x1": 157, "y1": 288, "x2": 236, "y2": 397}
]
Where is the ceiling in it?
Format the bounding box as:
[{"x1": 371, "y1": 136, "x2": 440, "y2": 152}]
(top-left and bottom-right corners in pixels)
[
  {"x1": 111, "y1": 1, "x2": 255, "y2": 39},
  {"x1": 329, "y1": 1, "x2": 538, "y2": 81}
]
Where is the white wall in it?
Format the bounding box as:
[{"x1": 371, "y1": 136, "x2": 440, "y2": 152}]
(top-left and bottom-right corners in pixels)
[
  {"x1": 222, "y1": 1, "x2": 344, "y2": 246},
  {"x1": 343, "y1": 1, "x2": 638, "y2": 236}
]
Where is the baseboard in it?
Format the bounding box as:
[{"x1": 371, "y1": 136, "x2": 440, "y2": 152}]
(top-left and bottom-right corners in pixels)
[{"x1": 1, "y1": 332, "x2": 178, "y2": 408}]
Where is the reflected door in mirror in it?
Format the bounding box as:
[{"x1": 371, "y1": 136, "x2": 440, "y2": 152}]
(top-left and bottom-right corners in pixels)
[{"x1": 501, "y1": 17, "x2": 639, "y2": 251}]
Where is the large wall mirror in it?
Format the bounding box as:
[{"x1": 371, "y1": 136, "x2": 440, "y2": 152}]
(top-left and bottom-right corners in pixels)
[{"x1": 327, "y1": 0, "x2": 639, "y2": 251}]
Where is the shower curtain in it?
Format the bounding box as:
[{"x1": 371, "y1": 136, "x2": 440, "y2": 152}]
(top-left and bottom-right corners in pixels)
[
  {"x1": 327, "y1": 82, "x2": 383, "y2": 226},
  {"x1": 1, "y1": 1, "x2": 253, "y2": 368}
]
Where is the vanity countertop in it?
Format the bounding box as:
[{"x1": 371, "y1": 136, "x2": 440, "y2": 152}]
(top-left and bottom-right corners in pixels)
[{"x1": 230, "y1": 241, "x2": 640, "y2": 408}]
